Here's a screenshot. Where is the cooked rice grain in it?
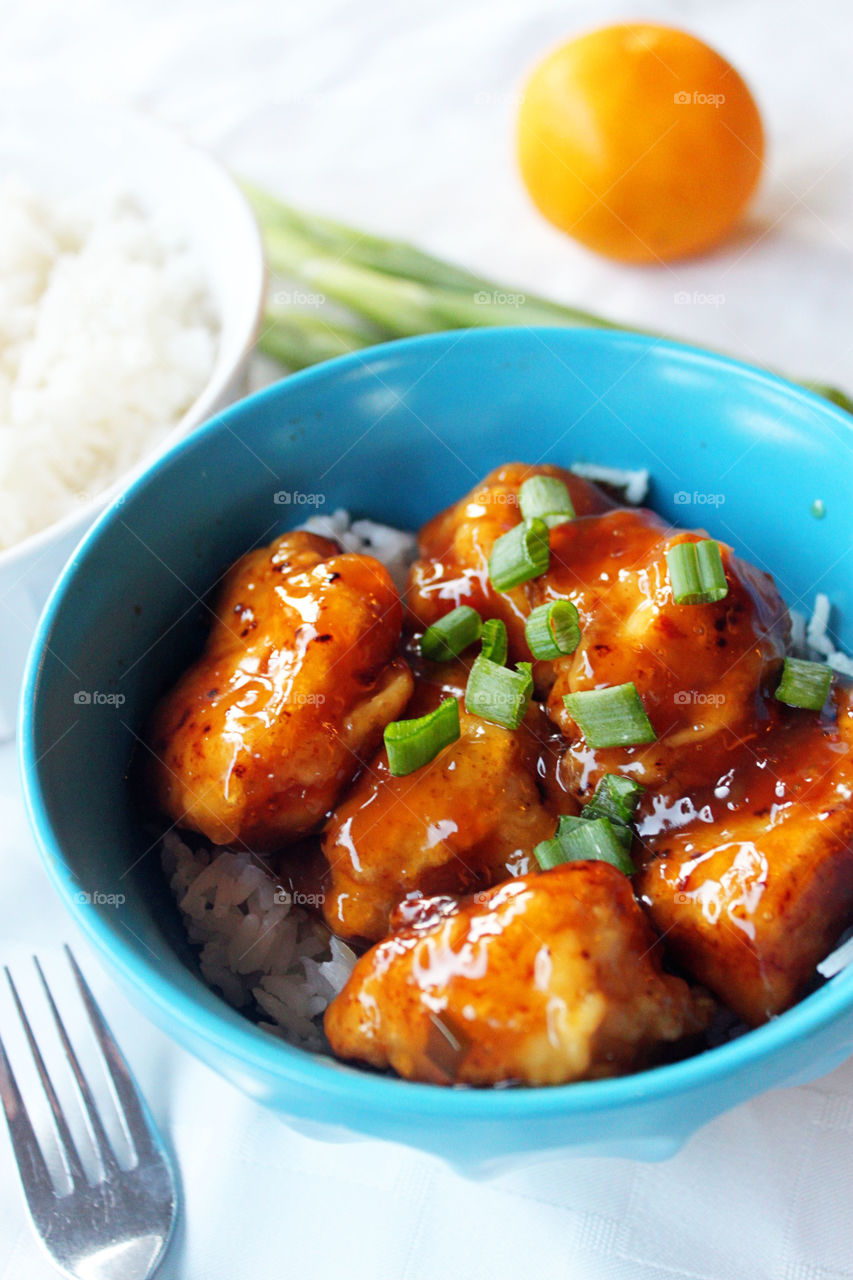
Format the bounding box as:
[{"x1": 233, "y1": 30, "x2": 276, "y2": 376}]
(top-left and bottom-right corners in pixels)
[
  {"x1": 0, "y1": 177, "x2": 217, "y2": 548},
  {"x1": 162, "y1": 832, "x2": 356, "y2": 1049}
]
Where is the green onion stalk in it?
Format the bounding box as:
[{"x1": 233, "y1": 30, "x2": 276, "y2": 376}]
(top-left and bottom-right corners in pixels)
[{"x1": 245, "y1": 182, "x2": 853, "y2": 415}]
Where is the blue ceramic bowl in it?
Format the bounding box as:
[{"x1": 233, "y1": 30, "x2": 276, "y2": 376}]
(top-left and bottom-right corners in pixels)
[{"x1": 20, "y1": 328, "x2": 853, "y2": 1173}]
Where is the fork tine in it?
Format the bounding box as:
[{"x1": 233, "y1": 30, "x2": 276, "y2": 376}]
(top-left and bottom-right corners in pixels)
[
  {"x1": 65, "y1": 946, "x2": 160, "y2": 1164},
  {"x1": 0, "y1": 1029, "x2": 56, "y2": 1204},
  {"x1": 33, "y1": 956, "x2": 121, "y2": 1177},
  {"x1": 5, "y1": 967, "x2": 88, "y2": 1188}
]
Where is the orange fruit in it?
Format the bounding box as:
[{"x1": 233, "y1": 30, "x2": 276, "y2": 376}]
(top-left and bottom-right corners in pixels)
[{"x1": 517, "y1": 23, "x2": 764, "y2": 262}]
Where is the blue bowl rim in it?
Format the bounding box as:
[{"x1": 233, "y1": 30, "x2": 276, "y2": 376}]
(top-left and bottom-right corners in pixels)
[{"x1": 18, "y1": 325, "x2": 853, "y2": 1120}]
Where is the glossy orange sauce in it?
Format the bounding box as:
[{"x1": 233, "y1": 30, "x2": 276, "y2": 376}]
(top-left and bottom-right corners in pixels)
[
  {"x1": 149, "y1": 464, "x2": 853, "y2": 1059},
  {"x1": 272, "y1": 469, "x2": 852, "y2": 1032}
]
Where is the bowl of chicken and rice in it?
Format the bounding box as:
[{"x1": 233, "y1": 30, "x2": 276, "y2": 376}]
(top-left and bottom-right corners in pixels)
[{"x1": 20, "y1": 327, "x2": 853, "y2": 1173}]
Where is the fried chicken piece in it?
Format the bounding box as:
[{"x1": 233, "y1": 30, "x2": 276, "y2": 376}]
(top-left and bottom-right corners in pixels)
[
  {"x1": 407, "y1": 467, "x2": 788, "y2": 798},
  {"x1": 321, "y1": 661, "x2": 564, "y2": 941},
  {"x1": 636, "y1": 686, "x2": 853, "y2": 1024},
  {"x1": 405, "y1": 463, "x2": 613, "y2": 658},
  {"x1": 146, "y1": 531, "x2": 413, "y2": 848},
  {"x1": 546, "y1": 515, "x2": 789, "y2": 794},
  {"x1": 325, "y1": 862, "x2": 713, "y2": 1085}
]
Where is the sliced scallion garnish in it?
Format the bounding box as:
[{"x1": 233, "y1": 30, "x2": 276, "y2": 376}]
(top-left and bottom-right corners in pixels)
[
  {"x1": 563, "y1": 683, "x2": 657, "y2": 749},
  {"x1": 420, "y1": 606, "x2": 482, "y2": 662},
  {"x1": 518, "y1": 475, "x2": 576, "y2": 526},
  {"x1": 384, "y1": 697, "x2": 460, "y2": 776},
  {"x1": 488, "y1": 518, "x2": 550, "y2": 592},
  {"x1": 534, "y1": 814, "x2": 635, "y2": 875},
  {"x1": 525, "y1": 600, "x2": 581, "y2": 660},
  {"x1": 583, "y1": 773, "x2": 645, "y2": 828},
  {"x1": 465, "y1": 655, "x2": 533, "y2": 729},
  {"x1": 666, "y1": 539, "x2": 729, "y2": 605},
  {"x1": 560, "y1": 816, "x2": 636, "y2": 873},
  {"x1": 775, "y1": 657, "x2": 832, "y2": 711},
  {"x1": 532, "y1": 834, "x2": 570, "y2": 871},
  {"x1": 480, "y1": 617, "x2": 508, "y2": 666}
]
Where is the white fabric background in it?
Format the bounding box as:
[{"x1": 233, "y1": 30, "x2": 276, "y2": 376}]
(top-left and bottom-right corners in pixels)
[{"x1": 1, "y1": 0, "x2": 853, "y2": 1275}]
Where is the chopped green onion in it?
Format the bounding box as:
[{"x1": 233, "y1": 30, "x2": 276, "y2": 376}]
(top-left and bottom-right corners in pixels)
[
  {"x1": 561, "y1": 817, "x2": 636, "y2": 873},
  {"x1": 601, "y1": 819, "x2": 632, "y2": 850},
  {"x1": 532, "y1": 835, "x2": 570, "y2": 870},
  {"x1": 775, "y1": 657, "x2": 832, "y2": 710},
  {"x1": 384, "y1": 697, "x2": 460, "y2": 776},
  {"x1": 519, "y1": 475, "x2": 576, "y2": 525},
  {"x1": 525, "y1": 600, "x2": 581, "y2": 660},
  {"x1": 583, "y1": 773, "x2": 645, "y2": 827},
  {"x1": 480, "y1": 617, "x2": 508, "y2": 666},
  {"x1": 420, "y1": 606, "x2": 482, "y2": 662},
  {"x1": 465, "y1": 655, "x2": 533, "y2": 729},
  {"x1": 666, "y1": 540, "x2": 729, "y2": 605},
  {"x1": 563, "y1": 683, "x2": 657, "y2": 749},
  {"x1": 534, "y1": 815, "x2": 635, "y2": 875},
  {"x1": 488, "y1": 518, "x2": 550, "y2": 592}
]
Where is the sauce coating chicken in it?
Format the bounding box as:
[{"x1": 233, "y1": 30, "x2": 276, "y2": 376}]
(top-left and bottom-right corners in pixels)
[
  {"x1": 406, "y1": 463, "x2": 613, "y2": 657},
  {"x1": 148, "y1": 461, "x2": 853, "y2": 1087},
  {"x1": 325, "y1": 862, "x2": 714, "y2": 1085},
  {"x1": 548, "y1": 518, "x2": 789, "y2": 793},
  {"x1": 321, "y1": 661, "x2": 566, "y2": 942},
  {"x1": 636, "y1": 686, "x2": 853, "y2": 1024},
  {"x1": 147, "y1": 531, "x2": 413, "y2": 848},
  {"x1": 408, "y1": 466, "x2": 789, "y2": 795}
]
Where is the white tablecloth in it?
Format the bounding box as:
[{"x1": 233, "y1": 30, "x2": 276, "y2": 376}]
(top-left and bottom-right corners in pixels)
[{"x1": 2, "y1": 0, "x2": 853, "y2": 1275}]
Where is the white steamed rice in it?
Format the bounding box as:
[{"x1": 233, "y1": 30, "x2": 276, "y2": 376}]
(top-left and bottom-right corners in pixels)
[
  {"x1": 570, "y1": 461, "x2": 650, "y2": 505},
  {"x1": 300, "y1": 507, "x2": 417, "y2": 593},
  {"x1": 802, "y1": 593, "x2": 853, "y2": 677},
  {"x1": 0, "y1": 177, "x2": 218, "y2": 548},
  {"x1": 161, "y1": 486, "x2": 853, "y2": 1046},
  {"x1": 162, "y1": 832, "x2": 357, "y2": 1051}
]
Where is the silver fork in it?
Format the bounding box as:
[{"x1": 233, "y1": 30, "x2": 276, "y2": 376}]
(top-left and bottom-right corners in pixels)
[{"x1": 0, "y1": 946, "x2": 177, "y2": 1279}]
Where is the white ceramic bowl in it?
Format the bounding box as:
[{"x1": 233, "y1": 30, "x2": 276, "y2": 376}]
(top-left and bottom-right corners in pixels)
[{"x1": 0, "y1": 94, "x2": 265, "y2": 736}]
